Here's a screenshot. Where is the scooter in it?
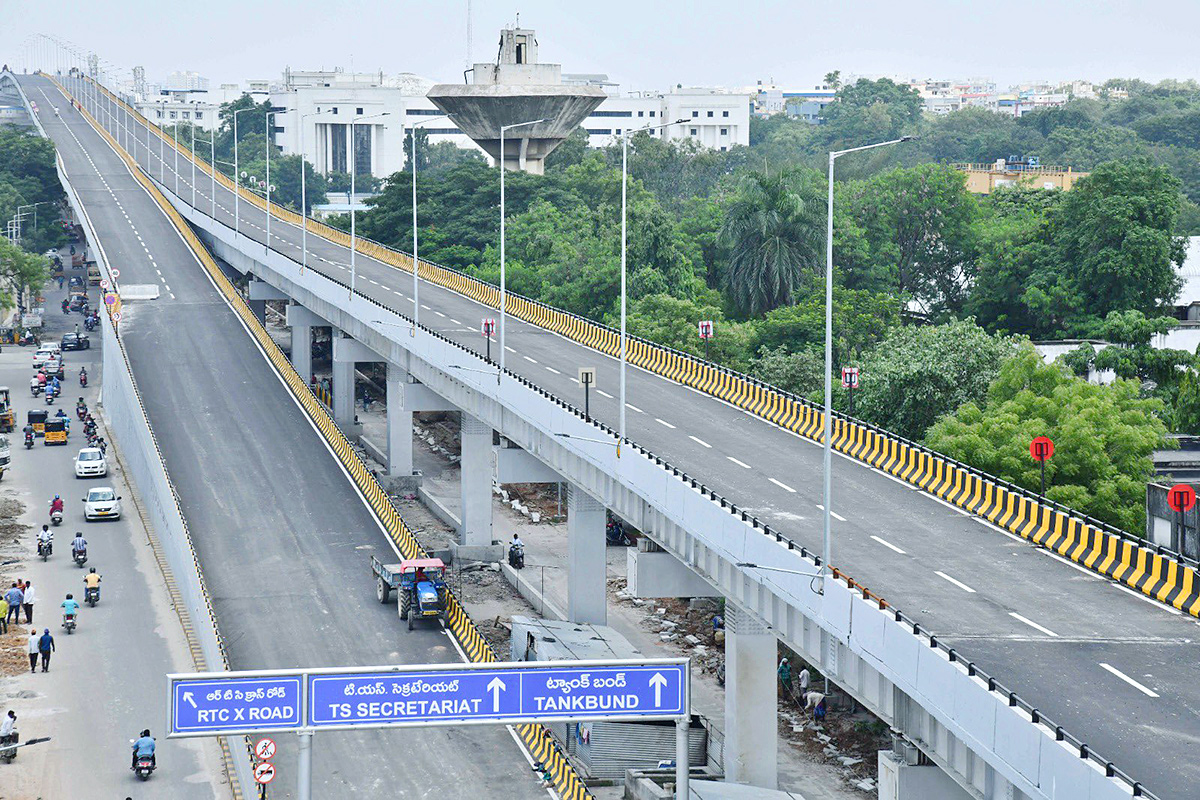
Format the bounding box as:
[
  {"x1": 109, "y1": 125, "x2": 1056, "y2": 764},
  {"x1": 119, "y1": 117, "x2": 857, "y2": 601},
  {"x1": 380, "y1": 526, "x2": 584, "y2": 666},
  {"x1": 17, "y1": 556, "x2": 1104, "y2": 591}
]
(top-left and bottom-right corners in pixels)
[
  {"x1": 79, "y1": 370, "x2": 87, "y2": 388},
  {"x1": 45, "y1": 388, "x2": 55, "y2": 405},
  {"x1": 132, "y1": 749, "x2": 156, "y2": 780},
  {"x1": 50, "y1": 509, "x2": 63, "y2": 527},
  {"x1": 508, "y1": 542, "x2": 525, "y2": 570},
  {"x1": 30, "y1": 381, "x2": 41, "y2": 397},
  {"x1": 72, "y1": 548, "x2": 87, "y2": 568},
  {"x1": 76, "y1": 403, "x2": 87, "y2": 421},
  {"x1": 38, "y1": 538, "x2": 52, "y2": 561}
]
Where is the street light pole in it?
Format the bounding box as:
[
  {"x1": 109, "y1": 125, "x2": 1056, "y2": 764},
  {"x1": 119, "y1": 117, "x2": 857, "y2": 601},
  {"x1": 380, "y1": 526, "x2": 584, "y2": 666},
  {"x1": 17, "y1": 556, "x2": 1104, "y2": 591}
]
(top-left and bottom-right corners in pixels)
[
  {"x1": 619, "y1": 118, "x2": 687, "y2": 443},
  {"x1": 498, "y1": 118, "x2": 546, "y2": 380},
  {"x1": 264, "y1": 106, "x2": 288, "y2": 254},
  {"x1": 409, "y1": 114, "x2": 448, "y2": 330},
  {"x1": 821, "y1": 135, "x2": 912, "y2": 591},
  {"x1": 298, "y1": 111, "x2": 320, "y2": 273},
  {"x1": 349, "y1": 112, "x2": 389, "y2": 297},
  {"x1": 231, "y1": 106, "x2": 257, "y2": 240}
]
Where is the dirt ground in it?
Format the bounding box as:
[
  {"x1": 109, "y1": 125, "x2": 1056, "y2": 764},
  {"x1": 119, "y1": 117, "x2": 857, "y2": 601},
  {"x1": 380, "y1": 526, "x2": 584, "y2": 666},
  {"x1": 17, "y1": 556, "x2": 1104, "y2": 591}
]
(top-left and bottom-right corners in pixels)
[{"x1": 0, "y1": 494, "x2": 32, "y2": 678}]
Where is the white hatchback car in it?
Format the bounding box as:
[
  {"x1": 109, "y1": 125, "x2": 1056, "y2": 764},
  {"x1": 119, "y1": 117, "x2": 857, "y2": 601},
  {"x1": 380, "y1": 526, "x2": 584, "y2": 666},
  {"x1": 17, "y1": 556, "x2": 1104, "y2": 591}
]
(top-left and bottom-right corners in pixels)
[
  {"x1": 83, "y1": 486, "x2": 121, "y2": 521},
  {"x1": 32, "y1": 348, "x2": 58, "y2": 369},
  {"x1": 74, "y1": 447, "x2": 108, "y2": 478}
]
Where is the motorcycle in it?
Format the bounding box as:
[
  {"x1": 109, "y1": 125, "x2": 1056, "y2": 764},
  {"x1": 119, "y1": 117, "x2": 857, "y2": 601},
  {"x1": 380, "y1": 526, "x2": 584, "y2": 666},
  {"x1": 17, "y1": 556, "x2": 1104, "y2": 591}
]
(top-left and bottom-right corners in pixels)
[
  {"x1": 62, "y1": 612, "x2": 76, "y2": 634},
  {"x1": 606, "y1": 520, "x2": 633, "y2": 547},
  {"x1": 85, "y1": 586, "x2": 99, "y2": 607},
  {"x1": 61, "y1": 299, "x2": 70, "y2": 314},
  {"x1": 508, "y1": 542, "x2": 525, "y2": 570},
  {"x1": 76, "y1": 403, "x2": 87, "y2": 421},
  {"x1": 73, "y1": 548, "x2": 87, "y2": 568},
  {"x1": 79, "y1": 370, "x2": 87, "y2": 388},
  {"x1": 18, "y1": 330, "x2": 37, "y2": 346},
  {"x1": 44, "y1": 388, "x2": 55, "y2": 405},
  {"x1": 38, "y1": 539, "x2": 52, "y2": 561},
  {"x1": 131, "y1": 747, "x2": 156, "y2": 780},
  {"x1": 83, "y1": 317, "x2": 96, "y2": 332},
  {"x1": 0, "y1": 730, "x2": 18, "y2": 763},
  {"x1": 24, "y1": 433, "x2": 34, "y2": 450},
  {"x1": 30, "y1": 381, "x2": 41, "y2": 397}
]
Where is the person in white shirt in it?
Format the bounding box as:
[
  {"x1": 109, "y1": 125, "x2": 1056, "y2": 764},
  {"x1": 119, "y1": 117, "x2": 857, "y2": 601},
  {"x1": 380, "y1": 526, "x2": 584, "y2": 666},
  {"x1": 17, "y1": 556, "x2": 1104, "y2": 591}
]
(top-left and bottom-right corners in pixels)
[
  {"x1": 798, "y1": 667, "x2": 811, "y2": 692},
  {"x1": 21, "y1": 581, "x2": 35, "y2": 624},
  {"x1": 0, "y1": 710, "x2": 15, "y2": 738},
  {"x1": 27, "y1": 628, "x2": 39, "y2": 673}
]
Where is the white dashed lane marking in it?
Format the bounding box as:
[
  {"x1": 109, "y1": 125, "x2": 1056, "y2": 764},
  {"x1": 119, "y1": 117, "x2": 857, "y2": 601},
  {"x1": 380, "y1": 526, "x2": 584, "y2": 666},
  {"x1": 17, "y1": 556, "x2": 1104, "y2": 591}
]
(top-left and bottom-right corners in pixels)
[{"x1": 935, "y1": 571, "x2": 976, "y2": 593}]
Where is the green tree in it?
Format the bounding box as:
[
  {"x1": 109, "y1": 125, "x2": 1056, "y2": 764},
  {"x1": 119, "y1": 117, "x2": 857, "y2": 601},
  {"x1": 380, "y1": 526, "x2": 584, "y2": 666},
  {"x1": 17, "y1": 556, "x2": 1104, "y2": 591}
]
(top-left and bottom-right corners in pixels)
[
  {"x1": 751, "y1": 346, "x2": 825, "y2": 398},
  {"x1": 819, "y1": 78, "x2": 922, "y2": 145},
  {"x1": 622, "y1": 293, "x2": 753, "y2": 368},
  {"x1": 855, "y1": 319, "x2": 1020, "y2": 441},
  {"x1": 751, "y1": 287, "x2": 899, "y2": 365},
  {"x1": 0, "y1": 237, "x2": 49, "y2": 313},
  {"x1": 926, "y1": 349, "x2": 1169, "y2": 533},
  {"x1": 719, "y1": 169, "x2": 824, "y2": 316}
]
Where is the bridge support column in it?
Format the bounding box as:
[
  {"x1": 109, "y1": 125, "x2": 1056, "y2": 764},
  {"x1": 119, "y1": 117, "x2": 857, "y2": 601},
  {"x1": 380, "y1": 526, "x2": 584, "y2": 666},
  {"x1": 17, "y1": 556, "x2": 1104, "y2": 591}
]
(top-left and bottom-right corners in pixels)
[
  {"x1": 458, "y1": 413, "x2": 494, "y2": 550},
  {"x1": 285, "y1": 303, "x2": 326, "y2": 385},
  {"x1": 330, "y1": 330, "x2": 357, "y2": 433},
  {"x1": 386, "y1": 364, "x2": 413, "y2": 478},
  {"x1": 248, "y1": 298, "x2": 266, "y2": 326},
  {"x1": 567, "y1": 484, "x2": 607, "y2": 626},
  {"x1": 724, "y1": 603, "x2": 777, "y2": 789}
]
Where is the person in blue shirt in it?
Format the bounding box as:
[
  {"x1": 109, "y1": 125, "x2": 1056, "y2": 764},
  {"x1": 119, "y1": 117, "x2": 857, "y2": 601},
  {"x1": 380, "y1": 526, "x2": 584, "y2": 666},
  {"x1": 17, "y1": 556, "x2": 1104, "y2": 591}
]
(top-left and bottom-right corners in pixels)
[
  {"x1": 60, "y1": 594, "x2": 79, "y2": 621},
  {"x1": 132, "y1": 729, "x2": 156, "y2": 770}
]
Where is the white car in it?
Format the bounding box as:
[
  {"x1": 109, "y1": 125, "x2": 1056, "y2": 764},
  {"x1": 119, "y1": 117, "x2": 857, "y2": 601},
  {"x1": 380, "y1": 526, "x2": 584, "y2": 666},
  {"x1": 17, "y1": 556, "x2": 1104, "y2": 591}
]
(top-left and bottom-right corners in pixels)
[
  {"x1": 32, "y1": 348, "x2": 58, "y2": 368},
  {"x1": 74, "y1": 447, "x2": 108, "y2": 478},
  {"x1": 83, "y1": 486, "x2": 121, "y2": 521}
]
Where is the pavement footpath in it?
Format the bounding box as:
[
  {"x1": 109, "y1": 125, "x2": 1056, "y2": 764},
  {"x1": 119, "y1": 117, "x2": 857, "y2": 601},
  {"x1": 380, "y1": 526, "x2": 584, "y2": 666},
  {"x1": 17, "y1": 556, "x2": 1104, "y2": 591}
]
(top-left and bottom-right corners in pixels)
[{"x1": 0, "y1": 259, "x2": 226, "y2": 799}]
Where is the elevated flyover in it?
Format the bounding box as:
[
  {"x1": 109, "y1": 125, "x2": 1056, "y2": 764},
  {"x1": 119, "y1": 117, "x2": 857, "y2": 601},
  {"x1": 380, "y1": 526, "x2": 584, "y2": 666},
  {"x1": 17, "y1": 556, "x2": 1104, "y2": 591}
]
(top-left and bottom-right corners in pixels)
[
  {"x1": 26, "y1": 67, "x2": 1200, "y2": 799},
  {"x1": 9, "y1": 70, "x2": 556, "y2": 799}
]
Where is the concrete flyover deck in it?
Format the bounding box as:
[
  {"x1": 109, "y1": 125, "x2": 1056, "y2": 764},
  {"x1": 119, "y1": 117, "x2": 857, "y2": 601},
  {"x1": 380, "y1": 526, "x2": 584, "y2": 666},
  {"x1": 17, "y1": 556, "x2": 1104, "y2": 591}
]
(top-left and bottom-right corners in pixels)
[
  {"x1": 16, "y1": 72, "x2": 547, "y2": 798},
  {"x1": 33, "y1": 70, "x2": 1200, "y2": 799}
]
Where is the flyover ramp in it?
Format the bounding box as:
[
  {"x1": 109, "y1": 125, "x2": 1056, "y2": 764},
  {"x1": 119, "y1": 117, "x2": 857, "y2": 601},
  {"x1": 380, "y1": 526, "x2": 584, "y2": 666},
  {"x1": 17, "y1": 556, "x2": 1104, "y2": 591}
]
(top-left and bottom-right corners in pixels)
[
  {"x1": 17, "y1": 73, "x2": 546, "y2": 798},
  {"x1": 48, "y1": 72, "x2": 1199, "y2": 798}
]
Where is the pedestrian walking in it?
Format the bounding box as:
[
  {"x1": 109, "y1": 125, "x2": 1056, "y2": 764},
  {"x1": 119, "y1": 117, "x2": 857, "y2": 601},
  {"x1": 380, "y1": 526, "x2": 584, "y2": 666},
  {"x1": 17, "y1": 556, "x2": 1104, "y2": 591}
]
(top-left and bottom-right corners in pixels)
[
  {"x1": 798, "y1": 666, "x2": 811, "y2": 693},
  {"x1": 38, "y1": 628, "x2": 55, "y2": 672},
  {"x1": 5, "y1": 583, "x2": 23, "y2": 625},
  {"x1": 27, "y1": 628, "x2": 39, "y2": 673},
  {"x1": 57, "y1": 275, "x2": 65, "y2": 290},
  {"x1": 21, "y1": 580, "x2": 35, "y2": 624},
  {"x1": 0, "y1": 594, "x2": 8, "y2": 634}
]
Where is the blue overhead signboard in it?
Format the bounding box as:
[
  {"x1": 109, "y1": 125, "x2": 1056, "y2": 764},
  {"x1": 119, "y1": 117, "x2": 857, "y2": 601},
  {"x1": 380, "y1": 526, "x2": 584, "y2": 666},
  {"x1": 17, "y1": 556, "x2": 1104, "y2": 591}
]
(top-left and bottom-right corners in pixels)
[
  {"x1": 307, "y1": 663, "x2": 686, "y2": 729},
  {"x1": 170, "y1": 675, "x2": 303, "y2": 736}
]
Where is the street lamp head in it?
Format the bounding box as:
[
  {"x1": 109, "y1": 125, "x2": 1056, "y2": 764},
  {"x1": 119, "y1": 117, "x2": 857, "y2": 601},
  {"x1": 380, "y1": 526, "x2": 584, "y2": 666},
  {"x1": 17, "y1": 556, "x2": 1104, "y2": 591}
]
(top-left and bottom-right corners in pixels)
[
  {"x1": 268, "y1": 106, "x2": 288, "y2": 113},
  {"x1": 735, "y1": 562, "x2": 758, "y2": 569},
  {"x1": 900, "y1": 135, "x2": 917, "y2": 142}
]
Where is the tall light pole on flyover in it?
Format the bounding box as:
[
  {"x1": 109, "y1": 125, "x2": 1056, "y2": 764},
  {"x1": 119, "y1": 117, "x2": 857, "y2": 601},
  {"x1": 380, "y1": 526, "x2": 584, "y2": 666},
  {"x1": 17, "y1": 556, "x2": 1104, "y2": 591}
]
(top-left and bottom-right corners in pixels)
[
  {"x1": 408, "y1": 114, "x2": 448, "y2": 332},
  {"x1": 498, "y1": 118, "x2": 546, "y2": 381},
  {"x1": 297, "y1": 111, "x2": 322, "y2": 273},
  {"x1": 231, "y1": 106, "x2": 259, "y2": 240},
  {"x1": 349, "y1": 111, "x2": 389, "y2": 297},
  {"x1": 821, "y1": 135, "x2": 913, "y2": 590},
  {"x1": 264, "y1": 106, "x2": 289, "y2": 254},
  {"x1": 618, "y1": 118, "x2": 688, "y2": 444}
]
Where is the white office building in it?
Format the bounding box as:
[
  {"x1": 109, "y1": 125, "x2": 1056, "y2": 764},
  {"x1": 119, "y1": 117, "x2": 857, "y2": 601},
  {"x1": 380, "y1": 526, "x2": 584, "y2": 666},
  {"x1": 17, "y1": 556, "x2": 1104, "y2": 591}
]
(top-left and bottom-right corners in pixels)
[
  {"x1": 270, "y1": 69, "x2": 750, "y2": 179},
  {"x1": 133, "y1": 84, "x2": 247, "y2": 132}
]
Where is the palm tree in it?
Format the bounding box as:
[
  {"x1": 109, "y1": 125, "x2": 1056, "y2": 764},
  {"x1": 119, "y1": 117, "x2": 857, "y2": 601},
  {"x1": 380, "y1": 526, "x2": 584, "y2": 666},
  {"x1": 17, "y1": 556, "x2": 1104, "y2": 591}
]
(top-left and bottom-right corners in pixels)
[
  {"x1": 720, "y1": 170, "x2": 825, "y2": 316},
  {"x1": 823, "y1": 70, "x2": 842, "y2": 90}
]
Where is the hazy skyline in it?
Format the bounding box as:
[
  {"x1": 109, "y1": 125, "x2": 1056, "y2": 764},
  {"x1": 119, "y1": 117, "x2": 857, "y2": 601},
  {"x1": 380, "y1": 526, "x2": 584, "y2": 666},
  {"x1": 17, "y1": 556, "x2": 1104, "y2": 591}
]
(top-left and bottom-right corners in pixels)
[{"x1": 2, "y1": 0, "x2": 1198, "y2": 93}]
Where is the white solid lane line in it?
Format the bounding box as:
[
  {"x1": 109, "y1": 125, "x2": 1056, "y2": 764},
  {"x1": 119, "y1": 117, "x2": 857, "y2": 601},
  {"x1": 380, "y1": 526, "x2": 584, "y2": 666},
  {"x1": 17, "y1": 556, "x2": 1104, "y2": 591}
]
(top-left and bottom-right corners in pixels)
[
  {"x1": 1009, "y1": 612, "x2": 1059, "y2": 637},
  {"x1": 655, "y1": 418, "x2": 676, "y2": 429},
  {"x1": 1099, "y1": 663, "x2": 1159, "y2": 698},
  {"x1": 871, "y1": 535, "x2": 906, "y2": 554},
  {"x1": 935, "y1": 571, "x2": 976, "y2": 593},
  {"x1": 727, "y1": 456, "x2": 751, "y2": 469},
  {"x1": 689, "y1": 436, "x2": 712, "y2": 448},
  {"x1": 815, "y1": 504, "x2": 847, "y2": 522},
  {"x1": 770, "y1": 478, "x2": 797, "y2": 493}
]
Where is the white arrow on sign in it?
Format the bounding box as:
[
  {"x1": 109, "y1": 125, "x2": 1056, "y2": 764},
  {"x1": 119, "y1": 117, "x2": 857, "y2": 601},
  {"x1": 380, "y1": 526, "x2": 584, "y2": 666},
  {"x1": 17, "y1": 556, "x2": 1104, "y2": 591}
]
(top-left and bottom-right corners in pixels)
[
  {"x1": 649, "y1": 673, "x2": 668, "y2": 706},
  {"x1": 183, "y1": 691, "x2": 197, "y2": 709},
  {"x1": 487, "y1": 677, "x2": 506, "y2": 713}
]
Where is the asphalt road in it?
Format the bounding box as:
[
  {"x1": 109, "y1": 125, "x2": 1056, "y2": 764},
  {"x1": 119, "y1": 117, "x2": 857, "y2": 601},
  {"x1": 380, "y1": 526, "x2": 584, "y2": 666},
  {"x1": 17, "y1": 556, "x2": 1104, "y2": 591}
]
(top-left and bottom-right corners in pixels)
[
  {"x1": 0, "y1": 264, "x2": 226, "y2": 799},
  {"x1": 46, "y1": 76, "x2": 1200, "y2": 798},
  {"x1": 22, "y1": 74, "x2": 549, "y2": 799}
]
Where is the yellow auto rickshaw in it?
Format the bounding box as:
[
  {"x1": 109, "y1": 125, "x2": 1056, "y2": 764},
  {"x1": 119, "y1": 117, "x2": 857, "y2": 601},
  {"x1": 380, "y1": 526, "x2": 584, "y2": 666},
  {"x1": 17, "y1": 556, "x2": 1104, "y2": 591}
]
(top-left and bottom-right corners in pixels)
[
  {"x1": 27, "y1": 409, "x2": 47, "y2": 437},
  {"x1": 44, "y1": 417, "x2": 67, "y2": 446},
  {"x1": 0, "y1": 387, "x2": 12, "y2": 432}
]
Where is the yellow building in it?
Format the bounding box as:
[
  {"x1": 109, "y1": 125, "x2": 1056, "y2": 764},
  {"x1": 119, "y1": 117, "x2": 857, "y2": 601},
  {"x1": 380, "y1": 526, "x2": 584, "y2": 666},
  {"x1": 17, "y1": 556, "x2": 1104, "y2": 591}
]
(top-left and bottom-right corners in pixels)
[{"x1": 955, "y1": 160, "x2": 1088, "y2": 193}]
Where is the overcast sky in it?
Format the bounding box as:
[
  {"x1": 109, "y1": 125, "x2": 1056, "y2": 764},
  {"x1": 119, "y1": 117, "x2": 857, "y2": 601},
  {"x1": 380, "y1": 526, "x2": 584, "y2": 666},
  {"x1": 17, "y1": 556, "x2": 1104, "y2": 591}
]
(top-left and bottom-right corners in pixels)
[{"x1": 2, "y1": 0, "x2": 1197, "y2": 92}]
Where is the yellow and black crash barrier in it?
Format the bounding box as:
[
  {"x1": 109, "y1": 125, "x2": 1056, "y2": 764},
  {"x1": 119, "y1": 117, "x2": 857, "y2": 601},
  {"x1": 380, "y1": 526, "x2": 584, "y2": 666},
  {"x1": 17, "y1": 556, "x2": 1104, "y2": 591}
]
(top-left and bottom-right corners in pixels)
[
  {"x1": 80, "y1": 79, "x2": 1200, "y2": 619},
  {"x1": 63, "y1": 77, "x2": 593, "y2": 800}
]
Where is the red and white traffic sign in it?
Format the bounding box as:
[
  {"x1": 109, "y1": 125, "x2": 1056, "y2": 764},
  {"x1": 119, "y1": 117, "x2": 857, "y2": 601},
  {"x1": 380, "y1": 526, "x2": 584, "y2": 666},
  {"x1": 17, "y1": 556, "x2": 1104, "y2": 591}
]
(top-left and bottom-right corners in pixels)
[
  {"x1": 99, "y1": 279, "x2": 110, "y2": 290},
  {"x1": 841, "y1": 367, "x2": 859, "y2": 389},
  {"x1": 110, "y1": 268, "x2": 120, "y2": 278},
  {"x1": 1029, "y1": 436, "x2": 1054, "y2": 462},
  {"x1": 112, "y1": 311, "x2": 122, "y2": 322},
  {"x1": 697, "y1": 320, "x2": 713, "y2": 340},
  {"x1": 481, "y1": 318, "x2": 496, "y2": 337},
  {"x1": 104, "y1": 293, "x2": 117, "y2": 305},
  {"x1": 254, "y1": 762, "x2": 276, "y2": 785},
  {"x1": 1169, "y1": 484, "x2": 1196, "y2": 513},
  {"x1": 254, "y1": 737, "x2": 277, "y2": 761}
]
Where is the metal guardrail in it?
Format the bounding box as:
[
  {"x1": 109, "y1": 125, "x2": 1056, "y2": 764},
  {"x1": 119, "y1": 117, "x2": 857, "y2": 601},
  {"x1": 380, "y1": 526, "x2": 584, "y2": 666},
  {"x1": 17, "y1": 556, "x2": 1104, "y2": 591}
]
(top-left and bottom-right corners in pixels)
[{"x1": 75, "y1": 75, "x2": 1158, "y2": 798}]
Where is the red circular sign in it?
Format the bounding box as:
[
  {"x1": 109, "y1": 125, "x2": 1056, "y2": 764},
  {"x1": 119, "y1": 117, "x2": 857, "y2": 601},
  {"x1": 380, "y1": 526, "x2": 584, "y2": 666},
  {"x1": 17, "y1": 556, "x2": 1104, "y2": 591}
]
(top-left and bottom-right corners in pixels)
[
  {"x1": 1169, "y1": 484, "x2": 1196, "y2": 513},
  {"x1": 254, "y1": 737, "x2": 276, "y2": 760},
  {"x1": 1029, "y1": 436, "x2": 1054, "y2": 462},
  {"x1": 254, "y1": 762, "x2": 276, "y2": 785}
]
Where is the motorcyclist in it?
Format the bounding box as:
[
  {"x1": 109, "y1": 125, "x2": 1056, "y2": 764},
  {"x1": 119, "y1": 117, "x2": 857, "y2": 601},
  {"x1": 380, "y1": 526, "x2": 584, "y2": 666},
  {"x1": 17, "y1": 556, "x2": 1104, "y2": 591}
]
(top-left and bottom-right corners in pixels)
[
  {"x1": 60, "y1": 594, "x2": 79, "y2": 623},
  {"x1": 61, "y1": 298, "x2": 69, "y2": 314},
  {"x1": 83, "y1": 568, "x2": 100, "y2": 600},
  {"x1": 37, "y1": 525, "x2": 53, "y2": 554},
  {"x1": 54, "y1": 409, "x2": 69, "y2": 432},
  {"x1": 131, "y1": 729, "x2": 156, "y2": 770},
  {"x1": 49, "y1": 495, "x2": 64, "y2": 515},
  {"x1": 30, "y1": 375, "x2": 40, "y2": 394},
  {"x1": 71, "y1": 533, "x2": 87, "y2": 557},
  {"x1": 36, "y1": 371, "x2": 46, "y2": 387},
  {"x1": 79, "y1": 367, "x2": 87, "y2": 386}
]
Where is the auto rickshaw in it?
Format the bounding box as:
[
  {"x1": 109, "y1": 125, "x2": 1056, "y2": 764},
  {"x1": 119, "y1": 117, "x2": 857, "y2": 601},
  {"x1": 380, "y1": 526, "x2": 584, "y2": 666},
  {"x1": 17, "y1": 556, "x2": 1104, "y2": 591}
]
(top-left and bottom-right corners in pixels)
[
  {"x1": 0, "y1": 387, "x2": 13, "y2": 432},
  {"x1": 43, "y1": 417, "x2": 67, "y2": 446},
  {"x1": 27, "y1": 408, "x2": 47, "y2": 437}
]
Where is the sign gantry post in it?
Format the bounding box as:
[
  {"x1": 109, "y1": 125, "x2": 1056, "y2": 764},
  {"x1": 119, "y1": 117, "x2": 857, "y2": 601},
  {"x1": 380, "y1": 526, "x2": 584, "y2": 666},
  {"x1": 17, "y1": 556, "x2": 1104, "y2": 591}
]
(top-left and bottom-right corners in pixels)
[
  {"x1": 170, "y1": 658, "x2": 691, "y2": 799},
  {"x1": 840, "y1": 367, "x2": 859, "y2": 416},
  {"x1": 578, "y1": 368, "x2": 596, "y2": 422}
]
